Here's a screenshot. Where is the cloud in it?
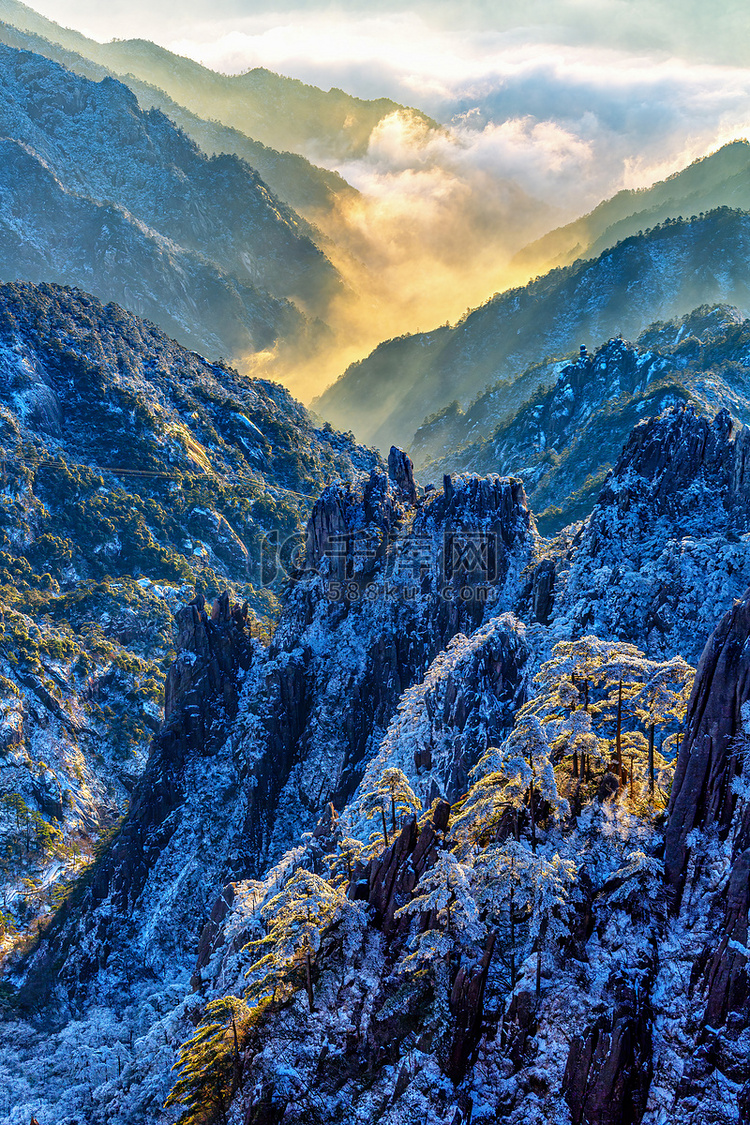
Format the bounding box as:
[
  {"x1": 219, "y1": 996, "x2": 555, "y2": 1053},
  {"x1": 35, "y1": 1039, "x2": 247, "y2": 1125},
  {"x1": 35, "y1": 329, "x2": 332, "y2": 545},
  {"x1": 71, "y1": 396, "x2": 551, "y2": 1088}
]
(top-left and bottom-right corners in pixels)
[
  {"x1": 20, "y1": 0, "x2": 750, "y2": 406},
  {"x1": 25, "y1": 2, "x2": 750, "y2": 216}
]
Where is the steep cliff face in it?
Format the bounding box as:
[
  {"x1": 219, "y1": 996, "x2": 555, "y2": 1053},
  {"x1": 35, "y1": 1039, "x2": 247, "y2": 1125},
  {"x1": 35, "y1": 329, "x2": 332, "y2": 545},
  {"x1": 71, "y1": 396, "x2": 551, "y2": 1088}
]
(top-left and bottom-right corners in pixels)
[
  {"x1": 256, "y1": 463, "x2": 536, "y2": 859},
  {"x1": 643, "y1": 587, "x2": 750, "y2": 1122},
  {"x1": 665, "y1": 589, "x2": 750, "y2": 889},
  {"x1": 9, "y1": 453, "x2": 536, "y2": 1013},
  {"x1": 554, "y1": 403, "x2": 750, "y2": 663},
  {"x1": 18, "y1": 595, "x2": 254, "y2": 1004}
]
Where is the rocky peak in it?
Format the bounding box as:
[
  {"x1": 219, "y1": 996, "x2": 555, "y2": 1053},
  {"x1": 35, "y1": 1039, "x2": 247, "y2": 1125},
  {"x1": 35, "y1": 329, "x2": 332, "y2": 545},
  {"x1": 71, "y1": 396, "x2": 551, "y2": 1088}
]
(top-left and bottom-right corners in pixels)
[
  {"x1": 387, "y1": 444, "x2": 418, "y2": 505},
  {"x1": 303, "y1": 467, "x2": 405, "y2": 577},
  {"x1": 599, "y1": 404, "x2": 750, "y2": 525}
]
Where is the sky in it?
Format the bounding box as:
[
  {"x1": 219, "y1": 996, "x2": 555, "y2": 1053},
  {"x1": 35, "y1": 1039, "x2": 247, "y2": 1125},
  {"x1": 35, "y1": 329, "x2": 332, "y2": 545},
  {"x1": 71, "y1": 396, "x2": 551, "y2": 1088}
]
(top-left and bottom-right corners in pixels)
[
  {"x1": 24, "y1": 1, "x2": 750, "y2": 215},
  {"x1": 17, "y1": 2, "x2": 750, "y2": 395}
]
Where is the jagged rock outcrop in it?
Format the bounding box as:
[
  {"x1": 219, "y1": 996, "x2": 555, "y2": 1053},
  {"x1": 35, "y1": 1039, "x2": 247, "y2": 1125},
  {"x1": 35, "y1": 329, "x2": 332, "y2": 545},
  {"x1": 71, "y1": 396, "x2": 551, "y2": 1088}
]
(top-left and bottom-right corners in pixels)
[
  {"x1": 563, "y1": 974, "x2": 653, "y2": 1125},
  {"x1": 447, "y1": 932, "x2": 497, "y2": 1082},
  {"x1": 599, "y1": 405, "x2": 750, "y2": 526},
  {"x1": 351, "y1": 614, "x2": 530, "y2": 816},
  {"x1": 303, "y1": 466, "x2": 410, "y2": 578},
  {"x1": 653, "y1": 584, "x2": 750, "y2": 1114},
  {"x1": 354, "y1": 800, "x2": 450, "y2": 934},
  {"x1": 388, "y1": 445, "x2": 418, "y2": 505},
  {"x1": 555, "y1": 405, "x2": 750, "y2": 662},
  {"x1": 702, "y1": 847, "x2": 750, "y2": 1027},
  {"x1": 665, "y1": 586, "x2": 750, "y2": 889},
  {"x1": 257, "y1": 468, "x2": 536, "y2": 862}
]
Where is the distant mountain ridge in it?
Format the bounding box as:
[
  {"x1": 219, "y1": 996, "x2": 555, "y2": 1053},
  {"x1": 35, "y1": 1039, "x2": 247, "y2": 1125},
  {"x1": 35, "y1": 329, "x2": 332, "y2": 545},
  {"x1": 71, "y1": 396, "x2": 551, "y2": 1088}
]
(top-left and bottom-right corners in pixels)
[
  {"x1": 0, "y1": 15, "x2": 359, "y2": 224},
  {"x1": 316, "y1": 206, "x2": 750, "y2": 450},
  {"x1": 413, "y1": 303, "x2": 750, "y2": 532},
  {"x1": 0, "y1": 42, "x2": 343, "y2": 360},
  {"x1": 513, "y1": 139, "x2": 750, "y2": 273},
  {"x1": 0, "y1": 0, "x2": 437, "y2": 163}
]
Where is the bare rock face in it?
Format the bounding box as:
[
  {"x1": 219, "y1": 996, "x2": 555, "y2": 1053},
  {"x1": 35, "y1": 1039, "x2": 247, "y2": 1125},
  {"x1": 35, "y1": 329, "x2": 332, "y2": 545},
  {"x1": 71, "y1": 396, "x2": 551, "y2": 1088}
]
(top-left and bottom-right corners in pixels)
[
  {"x1": 703, "y1": 847, "x2": 750, "y2": 1027},
  {"x1": 304, "y1": 467, "x2": 405, "y2": 576},
  {"x1": 388, "y1": 445, "x2": 418, "y2": 505},
  {"x1": 563, "y1": 974, "x2": 653, "y2": 1125},
  {"x1": 352, "y1": 800, "x2": 495, "y2": 1084},
  {"x1": 530, "y1": 558, "x2": 556, "y2": 625},
  {"x1": 356, "y1": 801, "x2": 450, "y2": 935},
  {"x1": 664, "y1": 587, "x2": 750, "y2": 890},
  {"x1": 447, "y1": 932, "x2": 496, "y2": 1082},
  {"x1": 660, "y1": 584, "x2": 750, "y2": 1107}
]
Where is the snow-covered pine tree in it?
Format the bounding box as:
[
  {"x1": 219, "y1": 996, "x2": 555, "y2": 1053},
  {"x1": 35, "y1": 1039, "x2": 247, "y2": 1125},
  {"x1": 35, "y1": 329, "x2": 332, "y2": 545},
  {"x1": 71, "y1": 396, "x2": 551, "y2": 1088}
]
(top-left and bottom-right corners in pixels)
[
  {"x1": 629, "y1": 656, "x2": 693, "y2": 793},
  {"x1": 395, "y1": 848, "x2": 483, "y2": 972},
  {"x1": 476, "y1": 709, "x2": 568, "y2": 852},
  {"x1": 474, "y1": 838, "x2": 536, "y2": 989},
  {"x1": 324, "y1": 835, "x2": 365, "y2": 889},
  {"x1": 165, "y1": 994, "x2": 255, "y2": 1125},
  {"x1": 360, "y1": 766, "x2": 421, "y2": 848},
  {"x1": 528, "y1": 851, "x2": 578, "y2": 1000},
  {"x1": 243, "y1": 869, "x2": 348, "y2": 1012}
]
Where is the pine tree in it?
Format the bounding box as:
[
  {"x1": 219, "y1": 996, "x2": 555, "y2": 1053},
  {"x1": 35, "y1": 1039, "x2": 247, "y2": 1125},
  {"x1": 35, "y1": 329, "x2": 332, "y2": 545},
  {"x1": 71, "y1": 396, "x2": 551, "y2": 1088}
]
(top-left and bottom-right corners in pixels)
[
  {"x1": 360, "y1": 766, "x2": 420, "y2": 848},
  {"x1": 528, "y1": 851, "x2": 577, "y2": 1001},
  {"x1": 395, "y1": 848, "x2": 482, "y2": 971},
  {"x1": 244, "y1": 869, "x2": 348, "y2": 1011},
  {"x1": 165, "y1": 994, "x2": 255, "y2": 1125},
  {"x1": 324, "y1": 835, "x2": 365, "y2": 889},
  {"x1": 474, "y1": 839, "x2": 535, "y2": 989}
]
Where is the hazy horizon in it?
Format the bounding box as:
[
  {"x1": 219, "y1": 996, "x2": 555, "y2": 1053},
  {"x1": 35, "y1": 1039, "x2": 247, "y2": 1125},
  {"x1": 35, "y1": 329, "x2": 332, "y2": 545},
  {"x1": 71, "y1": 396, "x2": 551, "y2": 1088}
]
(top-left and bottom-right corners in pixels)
[{"x1": 10, "y1": 1, "x2": 750, "y2": 400}]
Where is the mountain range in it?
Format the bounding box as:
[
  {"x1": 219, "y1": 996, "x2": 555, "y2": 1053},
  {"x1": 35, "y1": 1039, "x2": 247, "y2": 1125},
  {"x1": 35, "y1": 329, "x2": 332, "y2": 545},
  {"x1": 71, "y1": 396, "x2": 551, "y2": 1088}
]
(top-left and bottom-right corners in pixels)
[
  {"x1": 0, "y1": 0, "x2": 437, "y2": 163},
  {"x1": 413, "y1": 302, "x2": 750, "y2": 532},
  {"x1": 1, "y1": 9, "x2": 750, "y2": 1125},
  {"x1": 317, "y1": 205, "x2": 750, "y2": 450},
  {"x1": 0, "y1": 41, "x2": 346, "y2": 363},
  {"x1": 0, "y1": 10, "x2": 359, "y2": 225}
]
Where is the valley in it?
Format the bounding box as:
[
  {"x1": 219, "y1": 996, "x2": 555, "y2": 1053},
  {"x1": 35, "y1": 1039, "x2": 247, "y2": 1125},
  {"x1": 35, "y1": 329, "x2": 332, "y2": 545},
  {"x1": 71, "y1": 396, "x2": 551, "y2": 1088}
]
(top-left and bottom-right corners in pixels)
[{"x1": 0, "y1": 4, "x2": 748, "y2": 1125}]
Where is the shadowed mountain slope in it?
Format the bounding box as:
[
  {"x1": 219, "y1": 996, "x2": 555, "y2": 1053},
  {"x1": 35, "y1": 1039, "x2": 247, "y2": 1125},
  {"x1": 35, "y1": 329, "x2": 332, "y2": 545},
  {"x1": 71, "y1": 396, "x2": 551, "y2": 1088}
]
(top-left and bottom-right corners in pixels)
[
  {"x1": 0, "y1": 17, "x2": 359, "y2": 224},
  {"x1": 317, "y1": 207, "x2": 750, "y2": 450},
  {"x1": 0, "y1": 42, "x2": 343, "y2": 360},
  {"x1": 0, "y1": 0, "x2": 437, "y2": 163}
]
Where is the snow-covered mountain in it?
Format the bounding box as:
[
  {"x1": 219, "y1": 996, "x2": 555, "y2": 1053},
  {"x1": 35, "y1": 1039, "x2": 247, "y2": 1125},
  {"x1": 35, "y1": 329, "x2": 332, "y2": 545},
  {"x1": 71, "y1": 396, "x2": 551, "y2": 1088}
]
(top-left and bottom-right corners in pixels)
[
  {"x1": 2, "y1": 356, "x2": 750, "y2": 1122},
  {"x1": 0, "y1": 279, "x2": 377, "y2": 996},
  {"x1": 514, "y1": 139, "x2": 750, "y2": 274},
  {"x1": 0, "y1": 43, "x2": 343, "y2": 361},
  {"x1": 0, "y1": 17, "x2": 359, "y2": 225},
  {"x1": 317, "y1": 207, "x2": 750, "y2": 451},
  {"x1": 0, "y1": 33, "x2": 749, "y2": 1119},
  {"x1": 413, "y1": 304, "x2": 750, "y2": 532}
]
